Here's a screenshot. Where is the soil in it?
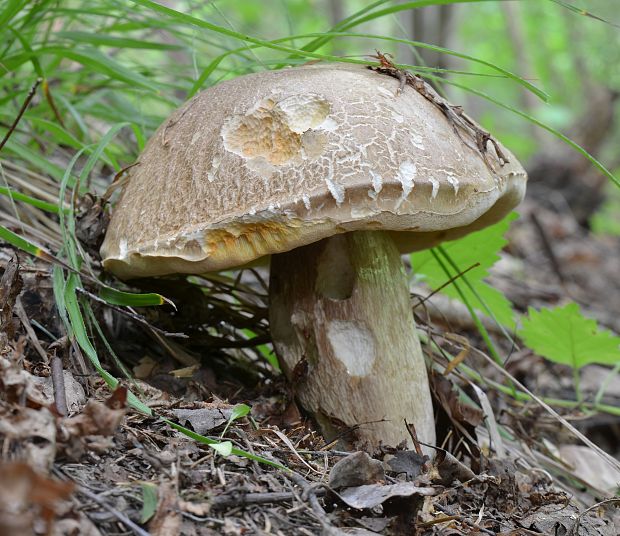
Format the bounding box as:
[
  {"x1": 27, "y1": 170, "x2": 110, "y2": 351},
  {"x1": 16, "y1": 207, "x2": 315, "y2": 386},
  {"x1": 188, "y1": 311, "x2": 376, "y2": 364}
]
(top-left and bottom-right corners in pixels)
[{"x1": 0, "y1": 192, "x2": 619, "y2": 535}]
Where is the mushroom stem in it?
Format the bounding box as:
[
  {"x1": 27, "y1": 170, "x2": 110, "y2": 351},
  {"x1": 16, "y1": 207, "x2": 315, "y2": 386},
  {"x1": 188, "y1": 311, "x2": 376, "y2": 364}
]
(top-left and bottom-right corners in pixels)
[{"x1": 269, "y1": 230, "x2": 435, "y2": 451}]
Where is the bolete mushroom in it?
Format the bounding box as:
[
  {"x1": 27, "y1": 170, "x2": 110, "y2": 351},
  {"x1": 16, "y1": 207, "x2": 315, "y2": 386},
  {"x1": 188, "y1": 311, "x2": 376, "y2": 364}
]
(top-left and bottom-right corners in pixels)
[{"x1": 101, "y1": 64, "x2": 526, "y2": 451}]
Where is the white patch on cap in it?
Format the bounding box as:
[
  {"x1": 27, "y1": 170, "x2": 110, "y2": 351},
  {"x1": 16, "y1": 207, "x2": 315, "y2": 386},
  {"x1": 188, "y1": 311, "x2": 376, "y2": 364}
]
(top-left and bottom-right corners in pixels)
[
  {"x1": 319, "y1": 117, "x2": 339, "y2": 131},
  {"x1": 410, "y1": 134, "x2": 425, "y2": 151},
  {"x1": 446, "y1": 172, "x2": 460, "y2": 195},
  {"x1": 206, "y1": 155, "x2": 221, "y2": 182},
  {"x1": 119, "y1": 238, "x2": 128, "y2": 259},
  {"x1": 190, "y1": 130, "x2": 201, "y2": 145},
  {"x1": 370, "y1": 170, "x2": 383, "y2": 194},
  {"x1": 395, "y1": 160, "x2": 417, "y2": 208},
  {"x1": 429, "y1": 176, "x2": 439, "y2": 200},
  {"x1": 325, "y1": 166, "x2": 345, "y2": 205}
]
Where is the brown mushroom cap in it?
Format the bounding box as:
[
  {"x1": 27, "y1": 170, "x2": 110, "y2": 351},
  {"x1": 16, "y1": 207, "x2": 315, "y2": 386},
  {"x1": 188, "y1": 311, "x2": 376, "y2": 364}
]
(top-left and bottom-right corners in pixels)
[{"x1": 101, "y1": 64, "x2": 526, "y2": 279}]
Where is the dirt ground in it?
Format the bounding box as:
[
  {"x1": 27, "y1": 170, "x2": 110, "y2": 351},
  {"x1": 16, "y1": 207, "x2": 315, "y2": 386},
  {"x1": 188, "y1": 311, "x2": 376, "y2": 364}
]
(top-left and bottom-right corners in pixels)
[{"x1": 0, "y1": 191, "x2": 619, "y2": 535}]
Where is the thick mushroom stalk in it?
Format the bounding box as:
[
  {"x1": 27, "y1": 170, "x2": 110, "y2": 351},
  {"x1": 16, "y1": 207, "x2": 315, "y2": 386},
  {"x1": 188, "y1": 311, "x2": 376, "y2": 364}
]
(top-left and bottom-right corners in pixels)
[{"x1": 269, "y1": 231, "x2": 435, "y2": 450}]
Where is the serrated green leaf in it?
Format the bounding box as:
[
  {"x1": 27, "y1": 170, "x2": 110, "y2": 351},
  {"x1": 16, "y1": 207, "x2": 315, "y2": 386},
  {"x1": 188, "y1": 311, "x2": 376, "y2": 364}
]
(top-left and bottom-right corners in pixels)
[
  {"x1": 411, "y1": 213, "x2": 517, "y2": 328},
  {"x1": 520, "y1": 303, "x2": 620, "y2": 369}
]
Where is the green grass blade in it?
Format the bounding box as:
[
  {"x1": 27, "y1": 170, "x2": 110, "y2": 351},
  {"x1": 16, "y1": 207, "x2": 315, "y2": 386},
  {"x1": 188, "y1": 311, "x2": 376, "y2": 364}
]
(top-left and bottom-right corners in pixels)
[
  {"x1": 1, "y1": 47, "x2": 161, "y2": 91},
  {"x1": 430, "y1": 248, "x2": 503, "y2": 367},
  {"x1": 436, "y1": 77, "x2": 620, "y2": 190},
  {"x1": 0, "y1": 225, "x2": 47, "y2": 257},
  {"x1": 98, "y1": 286, "x2": 171, "y2": 307},
  {"x1": 130, "y1": 0, "x2": 366, "y2": 68},
  {"x1": 191, "y1": 31, "x2": 546, "y2": 101},
  {"x1": 26, "y1": 117, "x2": 84, "y2": 150},
  {"x1": 342, "y1": 1, "x2": 499, "y2": 31},
  {"x1": 0, "y1": 185, "x2": 65, "y2": 213},
  {"x1": 3, "y1": 139, "x2": 65, "y2": 180},
  {"x1": 56, "y1": 31, "x2": 186, "y2": 50},
  {"x1": 549, "y1": 0, "x2": 620, "y2": 28},
  {"x1": 57, "y1": 269, "x2": 152, "y2": 415},
  {"x1": 162, "y1": 418, "x2": 286, "y2": 469},
  {"x1": 0, "y1": 0, "x2": 28, "y2": 29}
]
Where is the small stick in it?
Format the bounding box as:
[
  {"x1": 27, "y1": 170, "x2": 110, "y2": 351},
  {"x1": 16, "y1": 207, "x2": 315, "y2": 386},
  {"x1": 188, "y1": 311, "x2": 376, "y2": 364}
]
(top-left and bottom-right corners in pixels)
[
  {"x1": 76, "y1": 486, "x2": 151, "y2": 536},
  {"x1": 434, "y1": 504, "x2": 497, "y2": 535},
  {"x1": 288, "y1": 473, "x2": 345, "y2": 536},
  {"x1": 412, "y1": 262, "x2": 480, "y2": 309},
  {"x1": 210, "y1": 488, "x2": 327, "y2": 510},
  {"x1": 50, "y1": 355, "x2": 68, "y2": 416},
  {"x1": 529, "y1": 212, "x2": 567, "y2": 285},
  {"x1": 569, "y1": 498, "x2": 620, "y2": 536},
  {"x1": 368, "y1": 52, "x2": 508, "y2": 171},
  {"x1": 14, "y1": 297, "x2": 49, "y2": 363},
  {"x1": 0, "y1": 78, "x2": 42, "y2": 153},
  {"x1": 43, "y1": 79, "x2": 65, "y2": 128}
]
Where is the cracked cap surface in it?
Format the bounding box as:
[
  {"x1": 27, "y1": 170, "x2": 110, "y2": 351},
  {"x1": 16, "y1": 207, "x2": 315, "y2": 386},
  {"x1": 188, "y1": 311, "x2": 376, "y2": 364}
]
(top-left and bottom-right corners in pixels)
[{"x1": 101, "y1": 63, "x2": 527, "y2": 279}]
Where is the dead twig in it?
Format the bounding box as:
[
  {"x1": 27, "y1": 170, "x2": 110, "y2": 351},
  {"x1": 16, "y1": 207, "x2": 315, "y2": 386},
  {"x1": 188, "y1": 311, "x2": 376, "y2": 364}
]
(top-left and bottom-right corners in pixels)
[
  {"x1": 0, "y1": 78, "x2": 42, "y2": 153},
  {"x1": 369, "y1": 52, "x2": 508, "y2": 172},
  {"x1": 412, "y1": 262, "x2": 480, "y2": 309},
  {"x1": 42, "y1": 79, "x2": 65, "y2": 128},
  {"x1": 14, "y1": 297, "x2": 49, "y2": 363},
  {"x1": 434, "y1": 503, "x2": 497, "y2": 535},
  {"x1": 568, "y1": 498, "x2": 620, "y2": 536},
  {"x1": 210, "y1": 488, "x2": 327, "y2": 510},
  {"x1": 50, "y1": 355, "x2": 68, "y2": 416},
  {"x1": 76, "y1": 485, "x2": 151, "y2": 536},
  {"x1": 288, "y1": 472, "x2": 345, "y2": 536},
  {"x1": 529, "y1": 211, "x2": 568, "y2": 285}
]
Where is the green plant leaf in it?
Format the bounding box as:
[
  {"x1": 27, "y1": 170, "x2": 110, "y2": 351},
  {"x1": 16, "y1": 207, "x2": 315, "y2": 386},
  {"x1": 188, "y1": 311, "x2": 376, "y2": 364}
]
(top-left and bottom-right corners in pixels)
[
  {"x1": 98, "y1": 286, "x2": 172, "y2": 307},
  {"x1": 140, "y1": 483, "x2": 158, "y2": 524},
  {"x1": 0, "y1": 185, "x2": 65, "y2": 213},
  {"x1": 162, "y1": 418, "x2": 285, "y2": 469},
  {"x1": 220, "y1": 403, "x2": 251, "y2": 439},
  {"x1": 520, "y1": 303, "x2": 620, "y2": 369},
  {"x1": 411, "y1": 213, "x2": 517, "y2": 328},
  {"x1": 210, "y1": 441, "x2": 233, "y2": 457}
]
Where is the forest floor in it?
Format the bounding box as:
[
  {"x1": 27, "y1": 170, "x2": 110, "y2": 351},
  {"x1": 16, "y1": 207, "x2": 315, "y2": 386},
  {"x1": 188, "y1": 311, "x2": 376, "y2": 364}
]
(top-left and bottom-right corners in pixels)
[{"x1": 0, "y1": 194, "x2": 619, "y2": 535}]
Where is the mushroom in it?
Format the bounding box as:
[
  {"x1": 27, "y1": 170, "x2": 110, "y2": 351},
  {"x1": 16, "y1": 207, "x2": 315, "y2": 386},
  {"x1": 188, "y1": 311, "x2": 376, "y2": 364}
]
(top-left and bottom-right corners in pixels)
[{"x1": 101, "y1": 64, "x2": 526, "y2": 451}]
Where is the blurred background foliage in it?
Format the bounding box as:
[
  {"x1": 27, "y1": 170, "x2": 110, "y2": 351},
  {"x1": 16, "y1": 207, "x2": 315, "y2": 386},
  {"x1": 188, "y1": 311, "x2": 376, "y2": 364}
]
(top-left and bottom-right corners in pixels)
[{"x1": 1, "y1": 0, "x2": 618, "y2": 240}]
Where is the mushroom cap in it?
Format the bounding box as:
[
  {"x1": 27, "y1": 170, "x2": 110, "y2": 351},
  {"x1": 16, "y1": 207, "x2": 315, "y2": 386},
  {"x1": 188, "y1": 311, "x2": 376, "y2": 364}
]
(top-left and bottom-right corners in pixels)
[{"x1": 101, "y1": 64, "x2": 527, "y2": 279}]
